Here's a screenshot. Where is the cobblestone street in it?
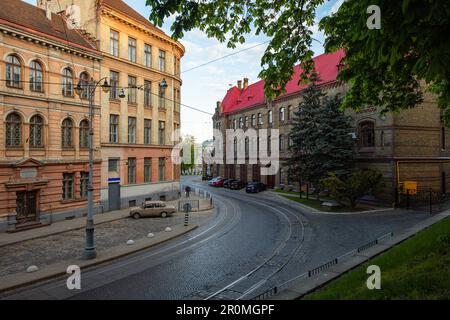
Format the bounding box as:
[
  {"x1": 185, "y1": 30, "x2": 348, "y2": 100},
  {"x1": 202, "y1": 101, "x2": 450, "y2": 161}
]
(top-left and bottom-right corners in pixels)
[{"x1": 0, "y1": 211, "x2": 213, "y2": 278}]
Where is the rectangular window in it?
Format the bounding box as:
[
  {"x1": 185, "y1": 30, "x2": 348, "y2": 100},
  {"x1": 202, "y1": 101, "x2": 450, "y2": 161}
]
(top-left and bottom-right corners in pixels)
[
  {"x1": 144, "y1": 119, "x2": 152, "y2": 145},
  {"x1": 159, "y1": 121, "x2": 165, "y2": 145},
  {"x1": 144, "y1": 44, "x2": 152, "y2": 67},
  {"x1": 62, "y1": 173, "x2": 74, "y2": 200},
  {"x1": 110, "y1": 71, "x2": 119, "y2": 100},
  {"x1": 159, "y1": 158, "x2": 165, "y2": 181},
  {"x1": 159, "y1": 86, "x2": 166, "y2": 109},
  {"x1": 110, "y1": 30, "x2": 119, "y2": 57},
  {"x1": 128, "y1": 37, "x2": 136, "y2": 62},
  {"x1": 159, "y1": 50, "x2": 166, "y2": 72},
  {"x1": 128, "y1": 117, "x2": 136, "y2": 144},
  {"x1": 128, "y1": 158, "x2": 136, "y2": 184},
  {"x1": 80, "y1": 172, "x2": 89, "y2": 199},
  {"x1": 144, "y1": 158, "x2": 152, "y2": 183},
  {"x1": 144, "y1": 80, "x2": 152, "y2": 107},
  {"x1": 109, "y1": 114, "x2": 119, "y2": 143},
  {"x1": 108, "y1": 158, "x2": 119, "y2": 173},
  {"x1": 128, "y1": 76, "x2": 137, "y2": 103}
]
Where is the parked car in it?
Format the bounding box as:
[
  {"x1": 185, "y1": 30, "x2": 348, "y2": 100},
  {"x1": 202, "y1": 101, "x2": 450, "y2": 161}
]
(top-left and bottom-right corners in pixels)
[
  {"x1": 208, "y1": 177, "x2": 222, "y2": 186},
  {"x1": 230, "y1": 180, "x2": 247, "y2": 190},
  {"x1": 246, "y1": 182, "x2": 267, "y2": 193},
  {"x1": 223, "y1": 179, "x2": 237, "y2": 188},
  {"x1": 129, "y1": 201, "x2": 176, "y2": 219},
  {"x1": 212, "y1": 178, "x2": 227, "y2": 187},
  {"x1": 202, "y1": 174, "x2": 213, "y2": 181}
]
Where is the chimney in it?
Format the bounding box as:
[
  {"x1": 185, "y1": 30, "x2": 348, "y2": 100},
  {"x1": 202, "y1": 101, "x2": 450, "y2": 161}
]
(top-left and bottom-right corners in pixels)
[
  {"x1": 237, "y1": 80, "x2": 242, "y2": 90},
  {"x1": 243, "y1": 78, "x2": 249, "y2": 90},
  {"x1": 45, "y1": 1, "x2": 52, "y2": 21}
]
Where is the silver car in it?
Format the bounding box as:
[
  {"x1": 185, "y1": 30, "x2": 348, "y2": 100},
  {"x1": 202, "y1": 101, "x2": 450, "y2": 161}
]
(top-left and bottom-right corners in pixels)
[{"x1": 129, "y1": 201, "x2": 176, "y2": 219}]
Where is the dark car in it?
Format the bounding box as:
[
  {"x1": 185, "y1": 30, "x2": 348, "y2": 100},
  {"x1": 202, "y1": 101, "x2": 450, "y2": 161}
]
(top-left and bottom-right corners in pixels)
[
  {"x1": 246, "y1": 182, "x2": 267, "y2": 193},
  {"x1": 202, "y1": 175, "x2": 213, "y2": 181},
  {"x1": 230, "y1": 180, "x2": 247, "y2": 190},
  {"x1": 223, "y1": 179, "x2": 237, "y2": 188}
]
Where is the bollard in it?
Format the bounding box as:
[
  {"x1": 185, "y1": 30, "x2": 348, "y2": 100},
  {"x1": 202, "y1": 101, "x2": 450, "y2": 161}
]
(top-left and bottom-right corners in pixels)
[{"x1": 183, "y1": 202, "x2": 192, "y2": 226}]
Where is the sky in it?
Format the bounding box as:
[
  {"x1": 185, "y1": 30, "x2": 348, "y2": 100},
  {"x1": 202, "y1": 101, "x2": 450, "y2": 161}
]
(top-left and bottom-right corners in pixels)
[{"x1": 24, "y1": 0, "x2": 344, "y2": 143}]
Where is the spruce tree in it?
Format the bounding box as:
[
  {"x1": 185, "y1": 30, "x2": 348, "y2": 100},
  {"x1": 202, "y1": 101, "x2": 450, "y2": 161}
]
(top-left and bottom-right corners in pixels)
[{"x1": 287, "y1": 74, "x2": 355, "y2": 196}]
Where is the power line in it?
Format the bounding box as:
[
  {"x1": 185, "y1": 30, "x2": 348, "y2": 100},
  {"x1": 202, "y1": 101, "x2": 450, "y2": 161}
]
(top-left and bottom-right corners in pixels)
[{"x1": 179, "y1": 40, "x2": 270, "y2": 75}]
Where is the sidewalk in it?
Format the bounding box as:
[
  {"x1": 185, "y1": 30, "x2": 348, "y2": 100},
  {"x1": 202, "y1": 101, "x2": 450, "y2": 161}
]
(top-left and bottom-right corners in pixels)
[
  {"x1": 269, "y1": 191, "x2": 393, "y2": 215},
  {"x1": 271, "y1": 209, "x2": 450, "y2": 300},
  {"x1": 0, "y1": 198, "x2": 215, "y2": 293},
  {"x1": 0, "y1": 196, "x2": 213, "y2": 248}
]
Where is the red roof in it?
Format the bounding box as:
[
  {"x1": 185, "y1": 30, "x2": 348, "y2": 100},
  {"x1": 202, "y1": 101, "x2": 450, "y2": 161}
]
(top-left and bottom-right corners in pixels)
[
  {"x1": 0, "y1": 0, "x2": 97, "y2": 51},
  {"x1": 221, "y1": 49, "x2": 345, "y2": 114}
]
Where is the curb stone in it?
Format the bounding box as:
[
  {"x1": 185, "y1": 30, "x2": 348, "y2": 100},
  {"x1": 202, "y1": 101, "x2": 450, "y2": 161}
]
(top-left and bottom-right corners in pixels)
[{"x1": 0, "y1": 224, "x2": 198, "y2": 294}]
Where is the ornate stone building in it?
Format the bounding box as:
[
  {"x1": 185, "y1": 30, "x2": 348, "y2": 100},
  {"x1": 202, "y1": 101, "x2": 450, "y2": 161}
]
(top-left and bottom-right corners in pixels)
[
  {"x1": 40, "y1": 0, "x2": 185, "y2": 210},
  {"x1": 212, "y1": 49, "x2": 450, "y2": 202},
  {"x1": 0, "y1": 0, "x2": 102, "y2": 231}
]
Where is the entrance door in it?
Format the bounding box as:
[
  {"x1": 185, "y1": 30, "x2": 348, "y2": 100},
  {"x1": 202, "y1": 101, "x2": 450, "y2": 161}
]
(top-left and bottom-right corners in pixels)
[
  {"x1": 16, "y1": 191, "x2": 38, "y2": 224},
  {"x1": 252, "y1": 164, "x2": 261, "y2": 182},
  {"x1": 266, "y1": 175, "x2": 275, "y2": 188},
  {"x1": 108, "y1": 183, "x2": 121, "y2": 211}
]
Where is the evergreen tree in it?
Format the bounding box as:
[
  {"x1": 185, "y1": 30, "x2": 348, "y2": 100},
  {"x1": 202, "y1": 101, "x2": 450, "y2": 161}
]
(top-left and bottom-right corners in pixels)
[{"x1": 287, "y1": 74, "x2": 355, "y2": 195}]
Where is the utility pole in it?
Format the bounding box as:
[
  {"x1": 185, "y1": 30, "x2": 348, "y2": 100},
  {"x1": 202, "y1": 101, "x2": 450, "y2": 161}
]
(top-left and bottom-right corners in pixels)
[{"x1": 82, "y1": 82, "x2": 96, "y2": 260}]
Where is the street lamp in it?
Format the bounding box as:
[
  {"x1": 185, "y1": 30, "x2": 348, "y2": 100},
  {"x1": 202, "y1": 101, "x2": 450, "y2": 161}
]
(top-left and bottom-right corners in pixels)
[
  {"x1": 76, "y1": 77, "x2": 111, "y2": 260},
  {"x1": 159, "y1": 78, "x2": 168, "y2": 90}
]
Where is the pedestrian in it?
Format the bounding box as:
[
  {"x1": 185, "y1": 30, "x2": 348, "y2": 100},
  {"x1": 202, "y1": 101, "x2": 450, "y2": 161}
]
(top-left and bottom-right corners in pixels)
[{"x1": 185, "y1": 186, "x2": 191, "y2": 198}]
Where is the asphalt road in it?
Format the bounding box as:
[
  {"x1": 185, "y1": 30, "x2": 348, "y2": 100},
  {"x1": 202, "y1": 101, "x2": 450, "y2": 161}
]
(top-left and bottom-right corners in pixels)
[{"x1": 1, "y1": 176, "x2": 431, "y2": 300}]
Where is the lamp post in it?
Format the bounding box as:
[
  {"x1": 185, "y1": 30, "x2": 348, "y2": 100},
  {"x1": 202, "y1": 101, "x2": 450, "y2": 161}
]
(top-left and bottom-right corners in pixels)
[{"x1": 76, "y1": 77, "x2": 110, "y2": 260}]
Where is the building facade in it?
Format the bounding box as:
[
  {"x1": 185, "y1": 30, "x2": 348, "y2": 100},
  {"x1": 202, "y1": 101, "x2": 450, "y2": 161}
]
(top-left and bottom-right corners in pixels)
[
  {"x1": 0, "y1": 0, "x2": 103, "y2": 231},
  {"x1": 40, "y1": 0, "x2": 185, "y2": 210},
  {"x1": 212, "y1": 50, "x2": 450, "y2": 203}
]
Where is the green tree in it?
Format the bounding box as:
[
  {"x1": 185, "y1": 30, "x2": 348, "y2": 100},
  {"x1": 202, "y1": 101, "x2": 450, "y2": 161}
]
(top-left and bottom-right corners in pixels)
[
  {"x1": 320, "y1": 0, "x2": 450, "y2": 119},
  {"x1": 287, "y1": 74, "x2": 355, "y2": 196},
  {"x1": 146, "y1": 0, "x2": 325, "y2": 98},
  {"x1": 321, "y1": 169, "x2": 383, "y2": 209},
  {"x1": 180, "y1": 135, "x2": 196, "y2": 174},
  {"x1": 146, "y1": 0, "x2": 450, "y2": 119}
]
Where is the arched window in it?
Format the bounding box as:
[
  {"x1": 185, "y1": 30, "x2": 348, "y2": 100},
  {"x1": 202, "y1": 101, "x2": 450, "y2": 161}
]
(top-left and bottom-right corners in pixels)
[
  {"x1": 6, "y1": 55, "x2": 22, "y2": 88},
  {"x1": 61, "y1": 118, "x2": 74, "y2": 147},
  {"x1": 62, "y1": 68, "x2": 74, "y2": 97},
  {"x1": 279, "y1": 107, "x2": 285, "y2": 122},
  {"x1": 359, "y1": 121, "x2": 375, "y2": 147},
  {"x1": 258, "y1": 113, "x2": 262, "y2": 125},
  {"x1": 287, "y1": 105, "x2": 293, "y2": 121},
  {"x1": 251, "y1": 114, "x2": 256, "y2": 127},
  {"x1": 78, "y1": 72, "x2": 90, "y2": 100},
  {"x1": 5, "y1": 113, "x2": 22, "y2": 147},
  {"x1": 239, "y1": 117, "x2": 244, "y2": 129},
  {"x1": 30, "y1": 61, "x2": 43, "y2": 92},
  {"x1": 268, "y1": 110, "x2": 273, "y2": 126},
  {"x1": 79, "y1": 119, "x2": 90, "y2": 148},
  {"x1": 29, "y1": 115, "x2": 44, "y2": 148}
]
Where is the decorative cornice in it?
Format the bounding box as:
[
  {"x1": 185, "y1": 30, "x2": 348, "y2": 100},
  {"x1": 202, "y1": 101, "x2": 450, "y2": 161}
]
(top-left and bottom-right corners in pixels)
[
  {"x1": 0, "y1": 22, "x2": 102, "y2": 61},
  {"x1": 100, "y1": 7, "x2": 185, "y2": 57}
]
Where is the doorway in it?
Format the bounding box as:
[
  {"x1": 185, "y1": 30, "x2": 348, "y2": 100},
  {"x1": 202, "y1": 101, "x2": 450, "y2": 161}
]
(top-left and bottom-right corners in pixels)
[
  {"x1": 108, "y1": 183, "x2": 121, "y2": 211},
  {"x1": 16, "y1": 191, "x2": 38, "y2": 224}
]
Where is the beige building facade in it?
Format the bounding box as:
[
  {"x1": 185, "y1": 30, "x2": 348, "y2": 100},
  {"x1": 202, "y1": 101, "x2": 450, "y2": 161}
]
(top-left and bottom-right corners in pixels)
[
  {"x1": 0, "y1": 0, "x2": 102, "y2": 231},
  {"x1": 41, "y1": 0, "x2": 185, "y2": 210}
]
